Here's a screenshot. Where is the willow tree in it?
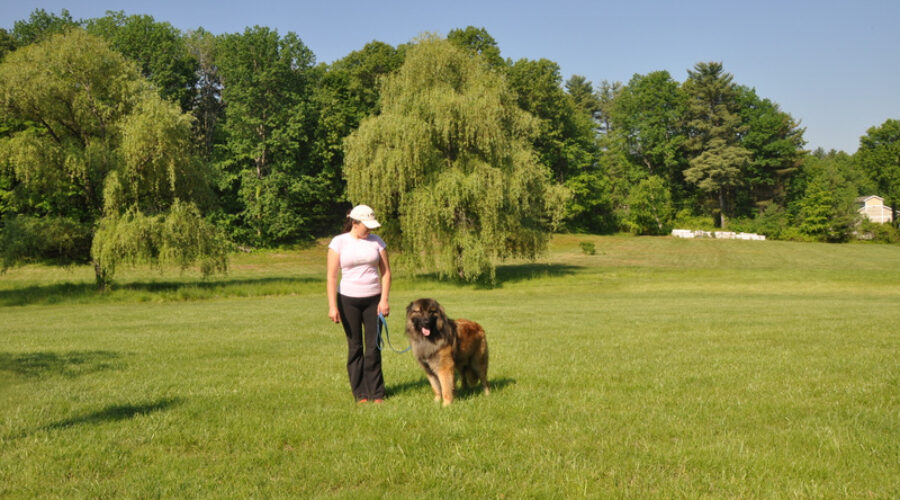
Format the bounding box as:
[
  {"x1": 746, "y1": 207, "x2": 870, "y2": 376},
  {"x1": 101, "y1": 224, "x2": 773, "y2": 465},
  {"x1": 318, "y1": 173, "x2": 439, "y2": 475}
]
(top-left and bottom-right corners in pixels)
[
  {"x1": 0, "y1": 29, "x2": 226, "y2": 289},
  {"x1": 343, "y1": 35, "x2": 568, "y2": 282}
]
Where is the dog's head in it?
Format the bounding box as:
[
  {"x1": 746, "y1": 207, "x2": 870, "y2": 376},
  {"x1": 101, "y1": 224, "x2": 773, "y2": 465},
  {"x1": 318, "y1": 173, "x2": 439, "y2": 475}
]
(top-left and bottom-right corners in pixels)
[{"x1": 406, "y1": 298, "x2": 447, "y2": 338}]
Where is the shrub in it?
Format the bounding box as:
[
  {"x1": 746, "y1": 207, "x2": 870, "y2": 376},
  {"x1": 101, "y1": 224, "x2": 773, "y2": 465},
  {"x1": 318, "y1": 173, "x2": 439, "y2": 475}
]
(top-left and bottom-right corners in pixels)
[
  {"x1": 624, "y1": 176, "x2": 674, "y2": 235},
  {"x1": 857, "y1": 220, "x2": 900, "y2": 243},
  {"x1": 729, "y1": 204, "x2": 792, "y2": 240},
  {"x1": 672, "y1": 209, "x2": 717, "y2": 231},
  {"x1": 0, "y1": 215, "x2": 92, "y2": 267}
]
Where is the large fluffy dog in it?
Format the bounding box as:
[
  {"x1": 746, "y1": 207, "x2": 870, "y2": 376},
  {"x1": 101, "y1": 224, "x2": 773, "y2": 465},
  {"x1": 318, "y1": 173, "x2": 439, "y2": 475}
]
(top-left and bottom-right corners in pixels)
[{"x1": 405, "y1": 298, "x2": 489, "y2": 406}]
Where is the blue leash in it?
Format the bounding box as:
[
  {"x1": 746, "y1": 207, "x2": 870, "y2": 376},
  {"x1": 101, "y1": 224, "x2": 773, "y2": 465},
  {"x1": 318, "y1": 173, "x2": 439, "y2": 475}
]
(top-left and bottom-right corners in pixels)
[{"x1": 377, "y1": 313, "x2": 411, "y2": 354}]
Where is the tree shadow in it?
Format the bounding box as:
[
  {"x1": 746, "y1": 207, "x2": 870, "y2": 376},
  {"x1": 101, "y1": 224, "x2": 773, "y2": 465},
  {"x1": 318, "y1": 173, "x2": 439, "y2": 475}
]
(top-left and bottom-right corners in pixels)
[
  {"x1": 415, "y1": 263, "x2": 582, "y2": 289},
  {"x1": 492, "y1": 263, "x2": 581, "y2": 287},
  {"x1": 0, "y1": 276, "x2": 322, "y2": 307},
  {"x1": 0, "y1": 281, "x2": 92, "y2": 306},
  {"x1": 115, "y1": 276, "x2": 322, "y2": 292},
  {"x1": 0, "y1": 350, "x2": 122, "y2": 379}
]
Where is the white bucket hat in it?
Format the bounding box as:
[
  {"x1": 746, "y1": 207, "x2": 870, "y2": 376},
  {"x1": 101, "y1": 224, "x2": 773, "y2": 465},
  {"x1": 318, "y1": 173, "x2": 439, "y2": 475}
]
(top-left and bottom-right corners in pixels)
[{"x1": 349, "y1": 204, "x2": 381, "y2": 229}]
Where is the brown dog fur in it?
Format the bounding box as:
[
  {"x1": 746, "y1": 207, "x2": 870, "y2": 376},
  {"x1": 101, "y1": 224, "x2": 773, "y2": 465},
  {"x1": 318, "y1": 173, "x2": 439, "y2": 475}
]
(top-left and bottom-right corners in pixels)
[{"x1": 405, "y1": 298, "x2": 489, "y2": 406}]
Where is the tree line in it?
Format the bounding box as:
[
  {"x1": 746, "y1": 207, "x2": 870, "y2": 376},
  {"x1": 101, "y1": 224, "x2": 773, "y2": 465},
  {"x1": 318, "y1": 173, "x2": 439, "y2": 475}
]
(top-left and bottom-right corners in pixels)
[{"x1": 1, "y1": 10, "x2": 898, "y2": 285}]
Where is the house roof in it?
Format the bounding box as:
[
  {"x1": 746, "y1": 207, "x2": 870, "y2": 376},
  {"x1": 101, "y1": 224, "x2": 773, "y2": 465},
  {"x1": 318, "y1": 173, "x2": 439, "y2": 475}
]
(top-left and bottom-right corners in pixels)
[{"x1": 856, "y1": 195, "x2": 884, "y2": 202}]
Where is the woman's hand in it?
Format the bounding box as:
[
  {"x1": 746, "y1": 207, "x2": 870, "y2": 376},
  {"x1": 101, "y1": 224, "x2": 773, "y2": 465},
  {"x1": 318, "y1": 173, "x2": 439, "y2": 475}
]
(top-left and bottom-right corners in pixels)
[
  {"x1": 329, "y1": 306, "x2": 340, "y2": 323},
  {"x1": 377, "y1": 299, "x2": 390, "y2": 318},
  {"x1": 377, "y1": 248, "x2": 391, "y2": 318},
  {"x1": 326, "y1": 248, "x2": 341, "y2": 324}
]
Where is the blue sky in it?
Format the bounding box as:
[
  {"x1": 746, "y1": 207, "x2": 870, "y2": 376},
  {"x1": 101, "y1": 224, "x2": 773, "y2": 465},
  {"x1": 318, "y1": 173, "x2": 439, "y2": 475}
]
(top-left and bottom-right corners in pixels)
[{"x1": 3, "y1": 0, "x2": 898, "y2": 153}]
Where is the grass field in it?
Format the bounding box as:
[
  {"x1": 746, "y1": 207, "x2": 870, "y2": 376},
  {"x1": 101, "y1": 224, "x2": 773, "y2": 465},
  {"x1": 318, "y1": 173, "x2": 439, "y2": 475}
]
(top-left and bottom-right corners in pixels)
[{"x1": 1, "y1": 235, "x2": 898, "y2": 498}]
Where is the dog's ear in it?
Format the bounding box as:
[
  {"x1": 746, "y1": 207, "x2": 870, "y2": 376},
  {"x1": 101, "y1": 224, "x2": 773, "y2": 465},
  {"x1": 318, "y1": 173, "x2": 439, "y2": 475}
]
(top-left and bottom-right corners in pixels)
[
  {"x1": 435, "y1": 303, "x2": 447, "y2": 332},
  {"x1": 406, "y1": 301, "x2": 414, "y2": 314}
]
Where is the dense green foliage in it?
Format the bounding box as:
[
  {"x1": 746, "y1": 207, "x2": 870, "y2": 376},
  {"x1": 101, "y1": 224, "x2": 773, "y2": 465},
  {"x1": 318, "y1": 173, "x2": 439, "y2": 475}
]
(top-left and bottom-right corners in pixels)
[
  {"x1": 85, "y1": 12, "x2": 198, "y2": 112},
  {"x1": 0, "y1": 215, "x2": 91, "y2": 268},
  {"x1": 2, "y1": 237, "x2": 898, "y2": 497},
  {"x1": 214, "y1": 27, "x2": 322, "y2": 246},
  {"x1": 309, "y1": 40, "x2": 406, "y2": 225},
  {"x1": 856, "y1": 119, "x2": 900, "y2": 222},
  {"x1": 0, "y1": 9, "x2": 897, "y2": 285},
  {"x1": 796, "y1": 158, "x2": 859, "y2": 242}
]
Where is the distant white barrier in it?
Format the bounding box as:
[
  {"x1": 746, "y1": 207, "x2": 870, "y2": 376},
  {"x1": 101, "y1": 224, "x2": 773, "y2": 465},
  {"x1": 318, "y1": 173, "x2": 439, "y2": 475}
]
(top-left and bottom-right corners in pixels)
[{"x1": 671, "y1": 229, "x2": 765, "y2": 240}]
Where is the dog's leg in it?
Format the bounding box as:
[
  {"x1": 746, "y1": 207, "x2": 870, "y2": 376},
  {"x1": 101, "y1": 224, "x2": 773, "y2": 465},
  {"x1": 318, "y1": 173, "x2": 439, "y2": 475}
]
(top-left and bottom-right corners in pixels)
[
  {"x1": 458, "y1": 365, "x2": 470, "y2": 391},
  {"x1": 478, "y1": 348, "x2": 490, "y2": 395},
  {"x1": 420, "y1": 361, "x2": 442, "y2": 403},
  {"x1": 470, "y1": 368, "x2": 479, "y2": 390},
  {"x1": 436, "y1": 350, "x2": 455, "y2": 406}
]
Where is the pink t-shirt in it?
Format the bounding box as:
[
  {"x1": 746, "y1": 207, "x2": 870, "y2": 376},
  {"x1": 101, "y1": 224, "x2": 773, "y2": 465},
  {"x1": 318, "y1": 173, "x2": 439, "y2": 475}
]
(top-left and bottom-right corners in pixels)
[{"x1": 328, "y1": 232, "x2": 387, "y2": 298}]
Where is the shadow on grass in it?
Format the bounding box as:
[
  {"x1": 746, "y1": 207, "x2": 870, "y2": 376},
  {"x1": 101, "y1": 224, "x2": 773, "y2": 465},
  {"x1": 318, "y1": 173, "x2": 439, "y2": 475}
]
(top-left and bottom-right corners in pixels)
[
  {"x1": 0, "y1": 350, "x2": 122, "y2": 379},
  {"x1": 456, "y1": 377, "x2": 515, "y2": 400},
  {"x1": 386, "y1": 377, "x2": 515, "y2": 399},
  {"x1": 41, "y1": 398, "x2": 182, "y2": 432},
  {"x1": 0, "y1": 276, "x2": 322, "y2": 307},
  {"x1": 416, "y1": 263, "x2": 582, "y2": 289},
  {"x1": 4, "y1": 397, "x2": 182, "y2": 441},
  {"x1": 385, "y1": 378, "x2": 431, "y2": 398}
]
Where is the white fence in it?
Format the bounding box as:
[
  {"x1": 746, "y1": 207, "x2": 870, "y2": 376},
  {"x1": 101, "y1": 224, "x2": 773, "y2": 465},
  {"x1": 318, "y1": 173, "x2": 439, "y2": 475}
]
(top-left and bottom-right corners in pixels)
[{"x1": 671, "y1": 229, "x2": 766, "y2": 240}]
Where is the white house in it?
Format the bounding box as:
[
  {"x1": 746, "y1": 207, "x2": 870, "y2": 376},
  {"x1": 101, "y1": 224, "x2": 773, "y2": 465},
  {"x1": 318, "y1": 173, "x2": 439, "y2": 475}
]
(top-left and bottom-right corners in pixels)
[{"x1": 857, "y1": 196, "x2": 894, "y2": 224}]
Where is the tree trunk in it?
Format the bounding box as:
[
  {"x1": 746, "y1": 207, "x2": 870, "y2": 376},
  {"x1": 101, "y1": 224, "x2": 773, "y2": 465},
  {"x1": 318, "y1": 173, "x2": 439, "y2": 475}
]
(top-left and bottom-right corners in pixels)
[
  {"x1": 256, "y1": 124, "x2": 267, "y2": 179},
  {"x1": 455, "y1": 245, "x2": 466, "y2": 280},
  {"x1": 718, "y1": 188, "x2": 728, "y2": 229},
  {"x1": 889, "y1": 196, "x2": 898, "y2": 228},
  {"x1": 93, "y1": 261, "x2": 109, "y2": 292}
]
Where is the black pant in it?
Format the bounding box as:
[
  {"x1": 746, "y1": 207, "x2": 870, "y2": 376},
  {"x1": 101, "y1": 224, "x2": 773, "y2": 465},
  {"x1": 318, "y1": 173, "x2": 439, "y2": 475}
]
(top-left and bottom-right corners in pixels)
[{"x1": 337, "y1": 293, "x2": 385, "y2": 400}]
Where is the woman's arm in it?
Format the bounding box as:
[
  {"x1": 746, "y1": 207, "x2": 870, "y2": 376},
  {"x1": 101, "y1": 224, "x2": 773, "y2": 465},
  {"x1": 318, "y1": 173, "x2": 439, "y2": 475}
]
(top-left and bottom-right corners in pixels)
[
  {"x1": 377, "y1": 249, "x2": 391, "y2": 317},
  {"x1": 327, "y1": 248, "x2": 341, "y2": 323}
]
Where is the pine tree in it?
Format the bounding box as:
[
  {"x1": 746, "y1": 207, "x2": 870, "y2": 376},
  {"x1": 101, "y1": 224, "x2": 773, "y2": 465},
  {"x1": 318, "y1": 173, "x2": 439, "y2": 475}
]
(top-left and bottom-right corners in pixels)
[{"x1": 683, "y1": 62, "x2": 752, "y2": 228}]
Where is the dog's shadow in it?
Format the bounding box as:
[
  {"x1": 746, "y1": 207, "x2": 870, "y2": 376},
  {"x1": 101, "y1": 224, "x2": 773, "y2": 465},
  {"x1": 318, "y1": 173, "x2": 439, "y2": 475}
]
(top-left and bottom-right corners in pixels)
[{"x1": 386, "y1": 377, "x2": 515, "y2": 400}]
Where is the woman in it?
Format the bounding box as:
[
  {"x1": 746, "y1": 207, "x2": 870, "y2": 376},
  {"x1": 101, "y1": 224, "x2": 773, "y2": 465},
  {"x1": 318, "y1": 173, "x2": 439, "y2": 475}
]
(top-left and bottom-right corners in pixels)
[{"x1": 327, "y1": 204, "x2": 391, "y2": 403}]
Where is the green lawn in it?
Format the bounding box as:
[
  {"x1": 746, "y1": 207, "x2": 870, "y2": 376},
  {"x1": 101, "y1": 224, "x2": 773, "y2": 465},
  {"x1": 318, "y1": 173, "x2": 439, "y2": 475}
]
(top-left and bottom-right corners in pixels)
[{"x1": 1, "y1": 235, "x2": 898, "y2": 498}]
